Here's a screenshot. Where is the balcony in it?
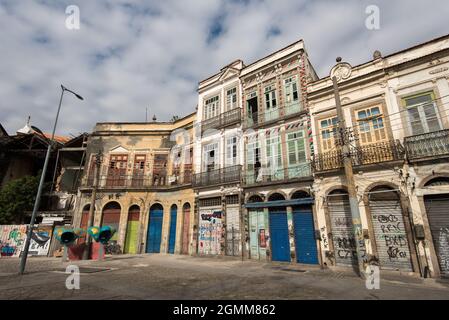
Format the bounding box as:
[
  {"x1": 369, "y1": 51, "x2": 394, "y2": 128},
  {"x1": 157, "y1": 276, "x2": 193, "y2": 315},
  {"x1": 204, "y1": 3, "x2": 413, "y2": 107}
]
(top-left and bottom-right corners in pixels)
[
  {"x1": 192, "y1": 165, "x2": 241, "y2": 188},
  {"x1": 81, "y1": 172, "x2": 192, "y2": 189},
  {"x1": 404, "y1": 129, "x2": 449, "y2": 161},
  {"x1": 243, "y1": 162, "x2": 312, "y2": 187},
  {"x1": 244, "y1": 102, "x2": 303, "y2": 129},
  {"x1": 313, "y1": 140, "x2": 404, "y2": 172},
  {"x1": 201, "y1": 108, "x2": 241, "y2": 133}
]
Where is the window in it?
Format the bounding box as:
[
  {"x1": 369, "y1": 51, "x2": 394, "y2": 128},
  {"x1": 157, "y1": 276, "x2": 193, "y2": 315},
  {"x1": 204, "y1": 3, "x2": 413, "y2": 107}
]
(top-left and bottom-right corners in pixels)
[
  {"x1": 287, "y1": 131, "x2": 306, "y2": 166},
  {"x1": 264, "y1": 86, "x2": 277, "y2": 110},
  {"x1": 320, "y1": 117, "x2": 338, "y2": 151},
  {"x1": 226, "y1": 136, "x2": 238, "y2": 166},
  {"x1": 356, "y1": 105, "x2": 387, "y2": 144},
  {"x1": 246, "y1": 91, "x2": 258, "y2": 126},
  {"x1": 264, "y1": 86, "x2": 278, "y2": 121},
  {"x1": 109, "y1": 155, "x2": 128, "y2": 171},
  {"x1": 284, "y1": 77, "x2": 301, "y2": 115},
  {"x1": 266, "y1": 135, "x2": 283, "y2": 176},
  {"x1": 107, "y1": 154, "x2": 128, "y2": 187},
  {"x1": 284, "y1": 77, "x2": 300, "y2": 104},
  {"x1": 153, "y1": 154, "x2": 168, "y2": 185},
  {"x1": 204, "y1": 95, "x2": 220, "y2": 120},
  {"x1": 404, "y1": 92, "x2": 442, "y2": 135},
  {"x1": 133, "y1": 155, "x2": 146, "y2": 173},
  {"x1": 246, "y1": 140, "x2": 261, "y2": 183},
  {"x1": 203, "y1": 142, "x2": 218, "y2": 172},
  {"x1": 132, "y1": 155, "x2": 146, "y2": 186},
  {"x1": 226, "y1": 87, "x2": 237, "y2": 111}
]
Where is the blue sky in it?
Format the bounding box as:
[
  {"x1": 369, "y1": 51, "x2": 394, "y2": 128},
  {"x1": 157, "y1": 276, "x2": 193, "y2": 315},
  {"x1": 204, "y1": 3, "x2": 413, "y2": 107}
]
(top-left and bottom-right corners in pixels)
[{"x1": 1, "y1": 0, "x2": 448, "y2": 136}]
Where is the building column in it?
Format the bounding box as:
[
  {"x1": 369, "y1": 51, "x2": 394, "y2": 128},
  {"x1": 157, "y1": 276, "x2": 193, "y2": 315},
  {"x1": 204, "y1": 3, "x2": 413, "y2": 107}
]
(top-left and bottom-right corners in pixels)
[{"x1": 287, "y1": 205, "x2": 296, "y2": 263}]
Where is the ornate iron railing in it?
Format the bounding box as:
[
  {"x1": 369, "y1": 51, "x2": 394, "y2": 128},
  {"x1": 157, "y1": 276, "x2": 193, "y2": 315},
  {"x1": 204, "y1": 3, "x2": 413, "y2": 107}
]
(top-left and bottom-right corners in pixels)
[
  {"x1": 81, "y1": 172, "x2": 192, "y2": 189},
  {"x1": 243, "y1": 102, "x2": 304, "y2": 128},
  {"x1": 404, "y1": 129, "x2": 449, "y2": 161},
  {"x1": 313, "y1": 140, "x2": 404, "y2": 172},
  {"x1": 243, "y1": 162, "x2": 312, "y2": 186},
  {"x1": 192, "y1": 165, "x2": 241, "y2": 187},
  {"x1": 201, "y1": 108, "x2": 241, "y2": 133}
]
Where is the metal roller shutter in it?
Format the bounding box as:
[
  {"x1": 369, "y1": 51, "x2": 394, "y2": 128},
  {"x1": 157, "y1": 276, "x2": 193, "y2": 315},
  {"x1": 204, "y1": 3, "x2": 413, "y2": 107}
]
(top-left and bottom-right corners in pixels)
[
  {"x1": 425, "y1": 195, "x2": 449, "y2": 277},
  {"x1": 328, "y1": 196, "x2": 357, "y2": 267},
  {"x1": 269, "y1": 208, "x2": 290, "y2": 262},
  {"x1": 293, "y1": 206, "x2": 318, "y2": 264},
  {"x1": 370, "y1": 199, "x2": 413, "y2": 271}
]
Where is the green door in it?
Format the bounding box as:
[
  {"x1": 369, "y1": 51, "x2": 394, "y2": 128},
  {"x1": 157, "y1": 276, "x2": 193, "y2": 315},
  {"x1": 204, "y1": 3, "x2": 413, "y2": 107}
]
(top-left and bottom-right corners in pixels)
[{"x1": 124, "y1": 205, "x2": 140, "y2": 254}]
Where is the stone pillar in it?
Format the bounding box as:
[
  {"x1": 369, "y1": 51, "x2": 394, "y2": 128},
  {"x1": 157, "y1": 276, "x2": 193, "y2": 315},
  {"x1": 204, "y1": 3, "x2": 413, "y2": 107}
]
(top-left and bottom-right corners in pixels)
[{"x1": 287, "y1": 206, "x2": 296, "y2": 263}]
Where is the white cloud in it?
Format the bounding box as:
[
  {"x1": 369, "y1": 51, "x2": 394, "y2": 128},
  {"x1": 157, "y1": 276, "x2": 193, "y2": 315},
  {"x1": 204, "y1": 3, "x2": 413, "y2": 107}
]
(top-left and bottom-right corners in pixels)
[{"x1": 0, "y1": 0, "x2": 448, "y2": 136}]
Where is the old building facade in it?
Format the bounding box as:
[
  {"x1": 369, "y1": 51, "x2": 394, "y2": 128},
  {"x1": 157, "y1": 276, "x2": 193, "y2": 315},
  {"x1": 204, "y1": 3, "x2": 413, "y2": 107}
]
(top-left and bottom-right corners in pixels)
[
  {"x1": 70, "y1": 34, "x2": 449, "y2": 279},
  {"x1": 74, "y1": 114, "x2": 196, "y2": 255},
  {"x1": 240, "y1": 40, "x2": 320, "y2": 264},
  {"x1": 308, "y1": 35, "x2": 449, "y2": 277},
  {"x1": 193, "y1": 60, "x2": 244, "y2": 258}
]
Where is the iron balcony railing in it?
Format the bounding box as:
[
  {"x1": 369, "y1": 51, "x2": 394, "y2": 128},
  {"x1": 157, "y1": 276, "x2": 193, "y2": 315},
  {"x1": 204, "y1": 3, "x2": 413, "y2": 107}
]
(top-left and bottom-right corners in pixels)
[
  {"x1": 201, "y1": 108, "x2": 241, "y2": 133},
  {"x1": 192, "y1": 165, "x2": 241, "y2": 187},
  {"x1": 81, "y1": 173, "x2": 192, "y2": 189},
  {"x1": 243, "y1": 102, "x2": 303, "y2": 129},
  {"x1": 313, "y1": 140, "x2": 404, "y2": 172},
  {"x1": 404, "y1": 129, "x2": 449, "y2": 161},
  {"x1": 243, "y1": 162, "x2": 312, "y2": 186}
]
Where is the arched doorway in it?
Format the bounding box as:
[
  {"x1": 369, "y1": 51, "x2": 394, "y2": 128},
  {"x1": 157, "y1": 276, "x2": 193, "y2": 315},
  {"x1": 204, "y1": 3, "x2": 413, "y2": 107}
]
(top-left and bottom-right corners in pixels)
[
  {"x1": 424, "y1": 177, "x2": 449, "y2": 277},
  {"x1": 168, "y1": 204, "x2": 177, "y2": 254},
  {"x1": 181, "y1": 203, "x2": 191, "y2": 255},
  {"x1": 101, "y1": 202, "x2": 121, "y2": 242},
  {"x1": 248, "y1": 195, "x2": 267, "y2": 260},
  {"x1": 124, "y1": 205, "x2": 140, "y2": 254},
  {"x1": 146, "y1": 203, "x2": 163, "y2": 253},
  {"x1": 78, "y1": 204, "x2": 90, "y2": 244},
  {"x1": 268, "y1": 193, "x2": 290, "y2": 262},
  {"x1": 368, "y1": 186, "x2": 412, "y2": 271},
  {"x1": 327, "y1": 189, "x2": 357, "y2": 267},
  {"x1": 291, "y1": 191, "x2": 318, "y2": 265}
]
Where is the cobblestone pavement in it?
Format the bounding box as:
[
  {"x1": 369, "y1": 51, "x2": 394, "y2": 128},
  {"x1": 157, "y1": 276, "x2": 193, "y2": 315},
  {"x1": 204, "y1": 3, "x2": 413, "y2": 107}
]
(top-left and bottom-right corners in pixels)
[{"x1": 1, "y1": 254, "x2": 449, "y2": 300}]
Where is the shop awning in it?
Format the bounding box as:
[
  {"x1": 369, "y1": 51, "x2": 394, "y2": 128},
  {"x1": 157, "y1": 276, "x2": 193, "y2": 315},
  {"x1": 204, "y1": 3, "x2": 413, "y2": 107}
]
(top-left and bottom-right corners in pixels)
[{"x1": 244, "y1": 198, "x2": 314, "y2": 208}]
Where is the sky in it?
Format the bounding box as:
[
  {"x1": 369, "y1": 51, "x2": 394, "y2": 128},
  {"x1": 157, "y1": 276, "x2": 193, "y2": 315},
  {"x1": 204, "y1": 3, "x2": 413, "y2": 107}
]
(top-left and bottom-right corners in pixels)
[{"x1": 1, "y1": 0, "x2": 448, "y2": 137}]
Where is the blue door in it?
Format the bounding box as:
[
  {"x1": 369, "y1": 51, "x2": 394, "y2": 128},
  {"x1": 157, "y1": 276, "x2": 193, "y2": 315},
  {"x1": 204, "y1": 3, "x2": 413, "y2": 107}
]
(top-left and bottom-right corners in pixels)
[
  {"x1": 146, "y1": 204, "x2": 163, "y2": 253},
  {"x1": 293, "y1": 206, "x2": 319, "y2": 264},
  {"x1": 269, "y1": 208, "x2": 290, "y2": 262},
  {"x1": 168, "y1": 205, "x2": 177, "y2": 254}
]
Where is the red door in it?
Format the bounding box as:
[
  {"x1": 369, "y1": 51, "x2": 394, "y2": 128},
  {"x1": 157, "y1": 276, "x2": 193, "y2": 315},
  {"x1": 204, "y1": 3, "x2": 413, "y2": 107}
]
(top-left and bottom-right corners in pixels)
[{"x1": 78, "y1": 207, "x2": 90, "y2": 244}]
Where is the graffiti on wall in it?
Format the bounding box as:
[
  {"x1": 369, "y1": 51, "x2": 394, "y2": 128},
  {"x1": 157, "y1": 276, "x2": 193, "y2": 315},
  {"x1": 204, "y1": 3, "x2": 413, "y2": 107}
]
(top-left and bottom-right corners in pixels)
[
  {"x1": 199, "y1": 210, "x2": 224, "y2": 255},
  {"x1": 29, "y1": 225, "x2": 53, "y2": 256},
  {"x1": 438, "y1": 227, "x2": 449, "y2": 273},
  {"x1": 0, "y1": 225, "x2": 27, "y2": 257},
  {"x1": 320, "y1": 227, "x2": 329, "y2": 249}
]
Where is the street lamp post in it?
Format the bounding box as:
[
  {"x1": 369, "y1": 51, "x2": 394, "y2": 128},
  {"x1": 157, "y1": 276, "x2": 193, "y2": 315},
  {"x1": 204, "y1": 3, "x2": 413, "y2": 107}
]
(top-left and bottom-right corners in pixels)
[{"x1": 19, "y1": 85, "x2": 83, "y2": 275}]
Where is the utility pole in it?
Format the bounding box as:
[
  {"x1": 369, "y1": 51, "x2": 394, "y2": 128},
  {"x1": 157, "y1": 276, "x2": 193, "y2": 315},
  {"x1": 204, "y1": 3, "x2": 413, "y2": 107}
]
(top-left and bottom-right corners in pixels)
[
  {"x1": 82, "y1": 150, "x2": 102, "y2": 260},
  {"x1": 332, "y1": 75, "x2": 366, "y2": 279}
]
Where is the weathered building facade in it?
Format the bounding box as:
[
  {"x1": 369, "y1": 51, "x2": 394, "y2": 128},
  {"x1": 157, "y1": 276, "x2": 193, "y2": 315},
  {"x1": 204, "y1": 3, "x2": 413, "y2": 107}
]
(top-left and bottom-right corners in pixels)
[
  {"x1": 308, "y1": 35, "x2": 449, "y2": 278},
  {"x1": 69, "y1": 34, "x2": 449, "y2": 279},
  {"x1": 74, "y1": 114, "x2": 196, "y2": 255},
  {"x1": 240, "y1": 40, "x2": 320, "y2": 265},
  {"x1": 193, "y1": 60, "x2": 244, "y2": 258}
]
